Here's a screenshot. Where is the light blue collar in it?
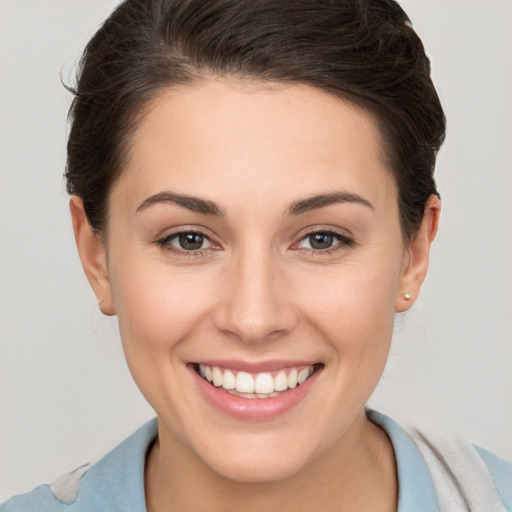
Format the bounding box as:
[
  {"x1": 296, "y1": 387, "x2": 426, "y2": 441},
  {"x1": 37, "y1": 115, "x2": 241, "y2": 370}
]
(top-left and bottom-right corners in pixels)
[
  {"x1": 368, "y1": 410, "x2": 441, "y2": 512},
  {"x1": 78, "y1": 418, "x2": 158, "y2": 511}
]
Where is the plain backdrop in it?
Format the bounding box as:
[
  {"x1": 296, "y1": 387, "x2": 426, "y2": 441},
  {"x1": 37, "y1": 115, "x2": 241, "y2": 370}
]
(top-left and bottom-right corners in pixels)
[{"x1": 1, "y1": 0, "x2": 511, "y2": 501}]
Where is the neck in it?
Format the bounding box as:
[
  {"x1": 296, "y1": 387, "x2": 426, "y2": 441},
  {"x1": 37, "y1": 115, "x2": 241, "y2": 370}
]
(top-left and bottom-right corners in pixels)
[{"x1": 145, "y1": 412, "x2": 398, "y2": 512}]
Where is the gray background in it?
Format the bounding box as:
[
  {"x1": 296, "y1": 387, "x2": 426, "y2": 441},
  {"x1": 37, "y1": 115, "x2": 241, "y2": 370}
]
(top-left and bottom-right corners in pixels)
[{"x1": 1, "y1": 0, "x2": 511, "y2": 500}]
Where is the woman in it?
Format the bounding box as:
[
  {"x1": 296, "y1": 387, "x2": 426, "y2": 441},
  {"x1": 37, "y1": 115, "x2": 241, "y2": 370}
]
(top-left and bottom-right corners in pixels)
[{"x1": 2, "y1": 0, "x2": 510, "y2": 511}]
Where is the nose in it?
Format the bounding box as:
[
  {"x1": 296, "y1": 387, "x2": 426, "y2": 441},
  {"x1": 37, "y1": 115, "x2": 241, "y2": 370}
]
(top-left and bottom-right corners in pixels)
[{"x1": 214, "y1": 250, "x2": 298, "y2": 344}]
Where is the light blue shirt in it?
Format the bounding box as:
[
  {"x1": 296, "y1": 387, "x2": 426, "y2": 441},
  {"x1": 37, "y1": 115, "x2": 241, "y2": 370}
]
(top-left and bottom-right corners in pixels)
[{"x1": 2, "y1": 412, "x2": 511, "y2": 511}]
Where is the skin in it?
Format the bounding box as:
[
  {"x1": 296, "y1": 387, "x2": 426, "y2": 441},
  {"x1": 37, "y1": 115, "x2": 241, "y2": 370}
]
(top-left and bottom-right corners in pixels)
[{"x1": 71, "y1": 77, "x2": 440, "y2": 511}]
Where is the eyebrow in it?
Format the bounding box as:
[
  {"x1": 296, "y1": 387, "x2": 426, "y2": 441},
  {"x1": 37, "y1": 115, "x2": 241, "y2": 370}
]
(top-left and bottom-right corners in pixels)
[
  {"x1": 136, "y1": 191, "x2": 225, "y2": 216},
  {"x1": 136, "y1": 190, "x2": 373, "y2": 217},
  {"x1": 287, "y1": 191, "x2": 374, "y2": 215}
]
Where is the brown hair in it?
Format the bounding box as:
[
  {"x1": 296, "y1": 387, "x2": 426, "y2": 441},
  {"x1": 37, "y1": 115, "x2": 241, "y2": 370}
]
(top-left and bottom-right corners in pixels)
[{"x1": 66, "y1": 0, "x2": 446, "y2": 239}]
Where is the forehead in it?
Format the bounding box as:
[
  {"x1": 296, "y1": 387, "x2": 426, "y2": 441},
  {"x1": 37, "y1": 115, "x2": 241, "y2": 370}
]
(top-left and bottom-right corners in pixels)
[{"x1": 112, "y1": 77, "x2": 396, "y2": 215}]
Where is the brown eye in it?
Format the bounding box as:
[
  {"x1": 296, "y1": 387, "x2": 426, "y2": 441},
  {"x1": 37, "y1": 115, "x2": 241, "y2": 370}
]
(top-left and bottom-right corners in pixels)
[
  {"x1": 157, "y1": 231, "x2": 214, "y2": 253},
  {"x1": 178, "y1": 233, "x2": 205, "y2": 251}
]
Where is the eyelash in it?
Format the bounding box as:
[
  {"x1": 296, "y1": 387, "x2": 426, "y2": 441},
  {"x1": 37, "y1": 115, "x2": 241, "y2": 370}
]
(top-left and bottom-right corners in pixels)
[
  {"x1": 292, "y1": 228, "x2": 354, "y2": 255},
  {"x1": 155, "y1": 230, "x2": 217, "y2": 257},
  {"x1": 155, "y1": 228, "x2": 354, "y2": 257}
]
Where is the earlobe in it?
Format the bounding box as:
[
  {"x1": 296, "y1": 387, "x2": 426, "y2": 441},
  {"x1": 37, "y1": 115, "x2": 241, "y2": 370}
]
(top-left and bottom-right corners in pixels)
[
  {"x1": 396, "y1": 195, "x2": 441, "y2": 312},
  {"x1": 69, "y1": 196, "x2": 116, "y2": 316}
]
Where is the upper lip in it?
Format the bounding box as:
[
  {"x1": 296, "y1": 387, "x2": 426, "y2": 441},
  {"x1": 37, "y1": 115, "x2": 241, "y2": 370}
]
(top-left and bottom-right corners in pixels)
[{"x1": 191, "y1": 359, "x2": 321, "y2": 373}]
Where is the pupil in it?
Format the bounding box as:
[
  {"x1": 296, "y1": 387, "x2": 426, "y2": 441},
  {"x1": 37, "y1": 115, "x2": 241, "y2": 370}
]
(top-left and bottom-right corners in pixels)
[
  {"x1": 179, "y1": 233, "x2": 204, "y2": 250},
  {"x1": 310, "y1": 233, "x2": 333, "y2": 249}
]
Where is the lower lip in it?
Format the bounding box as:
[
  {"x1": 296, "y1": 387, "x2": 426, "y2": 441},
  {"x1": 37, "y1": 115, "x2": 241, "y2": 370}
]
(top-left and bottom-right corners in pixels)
[{"x1": 189, "y1": 365, "x2": 322, "y2": 421}]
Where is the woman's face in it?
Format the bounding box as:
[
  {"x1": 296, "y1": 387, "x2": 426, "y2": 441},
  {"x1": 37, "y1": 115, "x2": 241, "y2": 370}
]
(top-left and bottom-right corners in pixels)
[{"x1": 78, "y1": 78, "x2": 427, "y2": 481}]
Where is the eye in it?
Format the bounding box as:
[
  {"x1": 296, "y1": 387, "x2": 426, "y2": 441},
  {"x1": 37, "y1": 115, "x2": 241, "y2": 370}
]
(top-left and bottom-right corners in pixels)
[
  {"x1": 175, "y1": 232, "x2": 210, "y2": 251},
  {"x1": 295, "y1": 230, "x2": 353, "y2": 252},
  {"x1": 157, "y1": 230, "x2": 215, "y2": 253}
]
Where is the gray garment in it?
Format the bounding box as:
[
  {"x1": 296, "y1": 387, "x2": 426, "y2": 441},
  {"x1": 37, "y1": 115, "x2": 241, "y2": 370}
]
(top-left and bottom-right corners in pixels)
[{"x1": 407, "y1": 426, "x2": 508, "y2": 512}]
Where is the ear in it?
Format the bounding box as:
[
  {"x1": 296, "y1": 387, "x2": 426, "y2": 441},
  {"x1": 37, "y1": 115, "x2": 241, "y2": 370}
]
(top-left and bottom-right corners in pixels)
[
  {"x1": 396, "y1": 195, "x2": 441, "y2": 312},
  {"x1": 70, "y1": 196, "x2": 116, "y2": 316}
]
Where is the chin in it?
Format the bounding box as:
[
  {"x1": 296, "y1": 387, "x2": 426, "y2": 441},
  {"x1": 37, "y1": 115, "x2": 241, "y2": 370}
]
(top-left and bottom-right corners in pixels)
[
  {"x1": 185, "y1": 427, "x2": 320, "y2": 484},
  {"x1": 203, "y1": 449, "x2": 310, "y2": 483}
]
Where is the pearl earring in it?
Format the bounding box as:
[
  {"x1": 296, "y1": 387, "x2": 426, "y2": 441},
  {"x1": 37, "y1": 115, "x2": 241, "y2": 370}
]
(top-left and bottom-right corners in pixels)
[{"x1": 403, "y1": 293, "x2": 412, "y2": 301}]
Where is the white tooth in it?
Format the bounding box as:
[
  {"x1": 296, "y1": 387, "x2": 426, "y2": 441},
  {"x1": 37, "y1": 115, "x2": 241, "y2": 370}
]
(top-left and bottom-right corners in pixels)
[
  {"x1": 269, "y1": 391, "x2": 281, "y2": 398},
  {"x1": 233, "y1": 390, "x2": 257, "y2": 399},
  {"x1": 254, "y1": 373, "x2": 274, "y2": 394},
  {"x1": 205, "y1": 366, "x2": 212, "y2": 382},
  {"x1": 222, "y1": 369, "x2": 236, "y2": 389},
  {"x1": 256, "y1": 393, "x2": 269, "y2": 399},
  {"x1": 298, "y1": 368, "x2": 310, "y2": 384},
  {"x1": 199, "y1": 364, "x2": 207, "y2": 378},
  {"x1": 236, "y1": 371, "x2": 255, "y2": 393},
  {"x1": 274, "y1": 370, "x2": 288, "y2": 391},
  {"x1": 212, "y1": 367, "x2": 223, "y2": 387},
  {"x1": 287, "y1": 368, "x2": 298, "y2": 388}
]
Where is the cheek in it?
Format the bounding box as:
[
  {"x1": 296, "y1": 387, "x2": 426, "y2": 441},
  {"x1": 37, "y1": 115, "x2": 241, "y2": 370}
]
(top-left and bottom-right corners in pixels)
[
  {"x1": 295, "y1": 257, "x2": 400, "y2": 344},
  {"x1": 107, "y1": 256, "x2": 217, "y2": 418},
  {"x1": 109, "y1": 255, "x2": 215, "y2": 355},
  {"x1": 290, "y1": 255, "x2": 401, "y2": 407}
]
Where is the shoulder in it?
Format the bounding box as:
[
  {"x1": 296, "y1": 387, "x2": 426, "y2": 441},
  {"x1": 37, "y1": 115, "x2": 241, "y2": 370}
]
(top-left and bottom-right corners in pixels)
[
  {"x1": 474, "y1": 445, "x2": 512, "y2": 509},
  {"x1": 368, "y1": 410, "x2": 512, "y2": 512},
  {"x1": 1, "y1": 483, "x2": 69, "y2": 512},
  {"x1": 406, "y1": 424, "x2": 512, "y2": 511},
  {"x1": 1, "y1": 464, "x2": 92, "y2": 512},
  {"x1": 1, "y1": 419, "x2": 158, "y2": 512}
]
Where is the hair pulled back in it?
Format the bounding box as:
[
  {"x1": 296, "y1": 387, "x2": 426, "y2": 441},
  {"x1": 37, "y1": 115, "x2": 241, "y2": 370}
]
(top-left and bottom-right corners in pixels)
[{"x1": 66, "y1": 0, "x2": 446, "y2": 239}]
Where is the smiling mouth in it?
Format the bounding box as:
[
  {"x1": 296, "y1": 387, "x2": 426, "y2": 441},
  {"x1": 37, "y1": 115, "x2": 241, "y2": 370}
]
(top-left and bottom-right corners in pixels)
[{"x1": 192, "y1": 363, "x2": 323, "y2": 399}]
